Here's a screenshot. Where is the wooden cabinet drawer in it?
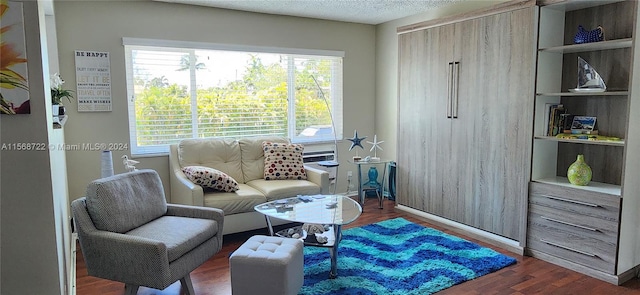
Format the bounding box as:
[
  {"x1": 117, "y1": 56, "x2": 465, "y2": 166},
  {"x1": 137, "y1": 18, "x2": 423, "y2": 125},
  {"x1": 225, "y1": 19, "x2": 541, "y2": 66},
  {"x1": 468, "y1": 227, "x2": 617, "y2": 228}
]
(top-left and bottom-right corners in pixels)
[
  {"x1": 529, "y1": 182, "x2": 620, "y2": 223},
  {"x1": 529, "y1": 204, "x2": 618, "y2": 244},
  {"x1": 527, "y1": 182, "x2": 621, "y2": 274},
  {"x1": 528, "y1": 208, "x2": 618, "y2": 273},
  {"x1": 527, "y1": 218, "x2": 617, "y2": 273}
]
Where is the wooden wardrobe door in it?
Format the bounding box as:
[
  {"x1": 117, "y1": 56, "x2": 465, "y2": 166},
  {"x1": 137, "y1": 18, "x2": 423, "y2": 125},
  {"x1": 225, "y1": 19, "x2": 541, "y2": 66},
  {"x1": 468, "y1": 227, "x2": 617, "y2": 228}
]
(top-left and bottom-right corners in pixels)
[
  {"x1": 454, "y1": 7, "x2": 535, "y2": 240},
  {"x1": 397, "y1": 23, "x2": 455, "y2": 215}
]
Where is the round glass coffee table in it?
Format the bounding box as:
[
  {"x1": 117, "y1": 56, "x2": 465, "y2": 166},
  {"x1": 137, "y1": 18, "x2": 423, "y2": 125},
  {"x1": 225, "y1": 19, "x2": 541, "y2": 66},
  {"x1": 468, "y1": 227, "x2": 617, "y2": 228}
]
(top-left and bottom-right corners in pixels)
[{"x1": 254, "y1": 195, "x2": 362, "y2": 278}]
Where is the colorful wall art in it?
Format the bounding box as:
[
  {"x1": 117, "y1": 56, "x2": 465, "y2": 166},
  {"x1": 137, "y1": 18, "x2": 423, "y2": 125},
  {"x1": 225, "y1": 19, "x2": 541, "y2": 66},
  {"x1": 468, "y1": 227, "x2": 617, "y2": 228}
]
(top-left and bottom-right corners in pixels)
[{"x1": 0, "y1": 0, "x2": 30, "y2": 114}]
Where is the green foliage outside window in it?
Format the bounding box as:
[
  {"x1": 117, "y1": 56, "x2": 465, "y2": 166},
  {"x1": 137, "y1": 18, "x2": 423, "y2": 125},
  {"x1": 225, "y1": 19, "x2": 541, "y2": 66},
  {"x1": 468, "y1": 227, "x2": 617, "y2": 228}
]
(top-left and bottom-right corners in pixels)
[{"x1": 133, "y1": 54, "x2": 334, "y2": 147}]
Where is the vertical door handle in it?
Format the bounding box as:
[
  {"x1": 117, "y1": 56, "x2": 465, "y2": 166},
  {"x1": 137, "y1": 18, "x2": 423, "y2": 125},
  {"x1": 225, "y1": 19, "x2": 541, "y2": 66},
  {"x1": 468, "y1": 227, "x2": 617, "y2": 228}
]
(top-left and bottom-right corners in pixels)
[
  {"x1": 452, "y1": 62, "x2": 460, "y2": 119},
  {"x1": 447, "y1": 62, "x2": 453, "y2": 118}
]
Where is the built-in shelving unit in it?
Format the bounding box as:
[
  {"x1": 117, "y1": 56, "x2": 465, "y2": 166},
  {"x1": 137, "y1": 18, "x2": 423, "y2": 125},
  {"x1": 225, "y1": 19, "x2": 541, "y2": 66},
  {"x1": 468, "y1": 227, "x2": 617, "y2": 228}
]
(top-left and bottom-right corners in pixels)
[
  {"x1": 531, "y1": 0, "x2": 632, "y2": 188},
  {"x1": 527, "y1": 0, "x2": 640, "y2": 285}
]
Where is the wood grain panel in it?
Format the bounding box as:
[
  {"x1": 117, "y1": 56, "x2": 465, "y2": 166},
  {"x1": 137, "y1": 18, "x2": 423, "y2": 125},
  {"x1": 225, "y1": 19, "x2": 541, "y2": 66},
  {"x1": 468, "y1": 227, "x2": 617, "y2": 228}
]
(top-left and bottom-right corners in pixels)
[
  {"x1": 397, "y1": 32, "x2": 423, "y2": 209},
  {"x1": 529, "y1": 204, "x2": 619, "y2": 241},
  {"x1": 397, "y1": 0, "x2": 535, "y2": 34},
  {"x1": 527, "y1": 181, "x2": 621, "y2": 274},
  {"x1": 529, "y1": 181, "x2": 621, "y2": 220},
  {"x1": 397, "y1": 23, "x2": 455, "y2": 214},
  {"x1": 563, "y1": 1, "x2": 636, "y2": 45},
  {"x1": 527, "y1": 222, "x2": 617, "y2": 273},
  {"x1": 452, "y1": 7, "x2": 536, "y2": 240},
  {"x1": 398, "y1": 6, "x2": 536, "y2": 241}
]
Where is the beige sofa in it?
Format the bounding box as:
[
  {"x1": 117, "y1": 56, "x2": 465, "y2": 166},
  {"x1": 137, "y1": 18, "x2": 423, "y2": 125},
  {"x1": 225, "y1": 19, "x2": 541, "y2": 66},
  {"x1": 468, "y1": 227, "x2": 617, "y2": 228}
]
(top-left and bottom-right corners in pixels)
[{"x1": 169, "y1": 136, "x2": 330, "y2": 235}]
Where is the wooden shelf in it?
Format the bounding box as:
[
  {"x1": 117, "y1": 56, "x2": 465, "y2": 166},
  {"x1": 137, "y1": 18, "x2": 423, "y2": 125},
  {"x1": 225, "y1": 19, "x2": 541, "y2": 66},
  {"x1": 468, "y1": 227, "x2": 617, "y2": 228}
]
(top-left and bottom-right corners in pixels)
[
  {"x1": 536, "y1": 91, "x2": 629, "y2": 96},
  {"x1": 539, "y1": 38, "x2": 632, "y2": 54},
  {"x1": 534, "y1": 136, "x2": 625, "y2": 146},
  {"x1": 532, "y1": 176, "x2": 621, "y2": 196}
]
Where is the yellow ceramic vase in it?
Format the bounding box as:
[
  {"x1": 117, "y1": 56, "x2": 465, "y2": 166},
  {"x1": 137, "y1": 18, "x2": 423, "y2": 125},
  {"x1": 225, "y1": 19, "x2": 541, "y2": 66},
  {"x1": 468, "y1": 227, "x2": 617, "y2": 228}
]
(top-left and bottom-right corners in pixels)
[{"x1": 567, "y1": 154, "x2": 592, "y2": 186}]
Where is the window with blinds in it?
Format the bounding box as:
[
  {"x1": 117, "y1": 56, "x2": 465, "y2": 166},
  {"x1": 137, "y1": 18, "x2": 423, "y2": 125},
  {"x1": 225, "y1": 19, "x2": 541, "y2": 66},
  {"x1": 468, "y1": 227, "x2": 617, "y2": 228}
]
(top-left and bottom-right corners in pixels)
[{"x1": 123, "y1": 38, "x2": 344, "y2": 155}]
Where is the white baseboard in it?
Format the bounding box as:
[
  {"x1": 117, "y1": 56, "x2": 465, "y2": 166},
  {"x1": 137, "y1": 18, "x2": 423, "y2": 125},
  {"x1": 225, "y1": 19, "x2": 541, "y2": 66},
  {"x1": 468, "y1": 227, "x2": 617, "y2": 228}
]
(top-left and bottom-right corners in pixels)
[{"x1": 395, "y1": 205, "x2": 524, "y2": 255}]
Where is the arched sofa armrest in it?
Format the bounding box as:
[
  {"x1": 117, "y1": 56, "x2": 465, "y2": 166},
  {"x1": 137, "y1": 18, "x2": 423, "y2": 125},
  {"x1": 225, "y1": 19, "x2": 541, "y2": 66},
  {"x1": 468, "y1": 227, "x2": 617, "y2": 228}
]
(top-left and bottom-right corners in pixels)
[
  {"x1": 305, "y1": 165, "x2": 330, "y2": 194},
  {"x1": 169, "y1": 144, "x2": 204, "y2": 206}
]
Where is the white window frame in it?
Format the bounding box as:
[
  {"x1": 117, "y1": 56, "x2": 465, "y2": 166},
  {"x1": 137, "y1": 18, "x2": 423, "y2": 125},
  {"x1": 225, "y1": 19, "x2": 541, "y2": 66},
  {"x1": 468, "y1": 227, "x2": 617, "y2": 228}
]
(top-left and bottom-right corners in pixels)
[{"x1": 123, "y1": 38, "x2": 344, "y2": 156}]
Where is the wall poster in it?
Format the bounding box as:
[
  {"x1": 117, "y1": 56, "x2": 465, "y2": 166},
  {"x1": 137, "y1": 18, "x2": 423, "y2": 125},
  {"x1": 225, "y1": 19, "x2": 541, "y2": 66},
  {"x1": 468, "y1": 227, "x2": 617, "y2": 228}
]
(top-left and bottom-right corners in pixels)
[
  {"x1": 1, "y1": 1, "x2": 30, "y2": 114},
  {"x1": 75, "y1": 50, "x2": 111, "y2": 112}
]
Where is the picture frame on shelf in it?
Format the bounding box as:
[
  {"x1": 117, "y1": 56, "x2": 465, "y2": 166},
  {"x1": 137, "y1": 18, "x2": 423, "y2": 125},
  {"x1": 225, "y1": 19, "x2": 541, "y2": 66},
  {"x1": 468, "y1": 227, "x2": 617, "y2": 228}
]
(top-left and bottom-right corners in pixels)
[{"x1": 570, "y1": 116, "x2": 596, "y2": 134}]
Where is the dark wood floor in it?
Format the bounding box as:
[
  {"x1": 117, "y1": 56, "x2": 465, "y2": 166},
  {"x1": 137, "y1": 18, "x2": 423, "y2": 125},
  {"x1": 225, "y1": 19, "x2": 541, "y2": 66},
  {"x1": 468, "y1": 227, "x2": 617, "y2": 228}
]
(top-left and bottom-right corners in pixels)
[{"x1": 76, "y1": 198, "x2": 640, "y2": 295}]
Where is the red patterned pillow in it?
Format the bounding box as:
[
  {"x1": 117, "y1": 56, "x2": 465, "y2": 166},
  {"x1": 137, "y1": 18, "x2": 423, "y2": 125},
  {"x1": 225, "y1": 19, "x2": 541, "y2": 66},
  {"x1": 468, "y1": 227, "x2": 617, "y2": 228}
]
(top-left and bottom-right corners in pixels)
[
  {"x1": 263, "y1": 142, "x2": 307, "y2": 180},
  {"x1": 182, "y1": 166, "x2": 239, "y2": 192}
]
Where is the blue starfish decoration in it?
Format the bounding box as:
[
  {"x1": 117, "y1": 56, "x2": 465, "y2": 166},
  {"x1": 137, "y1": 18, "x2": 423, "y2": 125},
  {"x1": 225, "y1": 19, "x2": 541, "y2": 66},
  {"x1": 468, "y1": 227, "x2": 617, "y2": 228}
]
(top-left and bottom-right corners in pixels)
[{"x1": 347, "y1": 130, "x2": 366, "y2": 151}]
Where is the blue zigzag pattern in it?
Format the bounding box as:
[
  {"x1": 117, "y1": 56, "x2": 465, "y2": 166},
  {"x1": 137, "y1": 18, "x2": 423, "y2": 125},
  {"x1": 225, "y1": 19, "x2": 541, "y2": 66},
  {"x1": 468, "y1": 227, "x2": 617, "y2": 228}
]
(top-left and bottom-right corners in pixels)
[{"x1": 300, "y1": 218, "x2": 516, "y2": 295}]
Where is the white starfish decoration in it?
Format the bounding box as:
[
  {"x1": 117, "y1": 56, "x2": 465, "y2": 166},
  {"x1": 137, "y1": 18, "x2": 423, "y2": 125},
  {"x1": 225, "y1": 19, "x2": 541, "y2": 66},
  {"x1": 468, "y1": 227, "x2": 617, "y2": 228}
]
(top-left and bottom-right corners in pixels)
[{"x1": 366, "y1": 134, "x2": 384, "y2": 158}]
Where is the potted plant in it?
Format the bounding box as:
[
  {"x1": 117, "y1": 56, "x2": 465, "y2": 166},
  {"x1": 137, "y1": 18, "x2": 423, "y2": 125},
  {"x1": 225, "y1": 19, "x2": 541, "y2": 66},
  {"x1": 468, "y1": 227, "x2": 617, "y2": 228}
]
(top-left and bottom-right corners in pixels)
[{"x1": 50, "y1": 73, "x2": 74, "y2": 116}]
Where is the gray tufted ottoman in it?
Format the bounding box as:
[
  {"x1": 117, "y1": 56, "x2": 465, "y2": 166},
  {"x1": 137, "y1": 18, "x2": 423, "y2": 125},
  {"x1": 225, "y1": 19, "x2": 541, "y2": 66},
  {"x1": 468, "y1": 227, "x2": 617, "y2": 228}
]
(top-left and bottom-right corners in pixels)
[{"x1": 230, "y1": 235, "x2": 304, "y2": 295}]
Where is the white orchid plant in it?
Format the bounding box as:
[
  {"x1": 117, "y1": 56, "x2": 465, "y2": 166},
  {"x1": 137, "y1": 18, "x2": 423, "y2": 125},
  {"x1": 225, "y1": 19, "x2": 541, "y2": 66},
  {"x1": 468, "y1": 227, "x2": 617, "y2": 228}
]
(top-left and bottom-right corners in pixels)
[{"x1": 50, "y1": 73, "x2": 74, "y2": 105}]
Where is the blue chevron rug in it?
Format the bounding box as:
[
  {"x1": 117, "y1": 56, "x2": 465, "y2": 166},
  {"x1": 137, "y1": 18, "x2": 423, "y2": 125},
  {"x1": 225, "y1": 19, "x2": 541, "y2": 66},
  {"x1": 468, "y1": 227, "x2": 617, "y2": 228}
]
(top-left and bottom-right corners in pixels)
[{"x1": 300, "y1": 217, "x2": 516, "y2": 295}]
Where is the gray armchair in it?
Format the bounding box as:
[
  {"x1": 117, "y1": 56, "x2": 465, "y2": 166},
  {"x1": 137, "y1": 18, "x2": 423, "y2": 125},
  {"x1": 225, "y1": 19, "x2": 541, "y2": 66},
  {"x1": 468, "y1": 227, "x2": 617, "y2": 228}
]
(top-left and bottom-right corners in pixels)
[{"x1": 71, "y1": 169, "x2": 224, "y2": 295}]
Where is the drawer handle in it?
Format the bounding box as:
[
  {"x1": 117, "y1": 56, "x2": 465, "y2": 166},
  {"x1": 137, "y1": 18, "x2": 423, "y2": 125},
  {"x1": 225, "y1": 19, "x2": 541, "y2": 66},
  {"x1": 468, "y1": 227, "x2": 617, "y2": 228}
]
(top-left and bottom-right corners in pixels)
[
  {"x1": 541, "y1": 239, "x2": 598, "y2": 258},
  {"x1": 541, "y1": 216, "x2": 599, "y2": 232},
  {"x1": 543, "y1": 195, "x2": 600, "y2": 208}
]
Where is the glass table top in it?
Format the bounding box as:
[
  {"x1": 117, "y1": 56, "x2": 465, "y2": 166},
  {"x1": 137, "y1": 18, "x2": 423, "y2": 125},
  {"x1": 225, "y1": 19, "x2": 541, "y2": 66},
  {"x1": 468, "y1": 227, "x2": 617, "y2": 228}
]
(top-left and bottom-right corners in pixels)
[
  {"x1": 348, "y1": 159, "x2": 392, "y2": 165},
  {"x1": 254, "y1": 195, "x2": 362, "y2": 225}
]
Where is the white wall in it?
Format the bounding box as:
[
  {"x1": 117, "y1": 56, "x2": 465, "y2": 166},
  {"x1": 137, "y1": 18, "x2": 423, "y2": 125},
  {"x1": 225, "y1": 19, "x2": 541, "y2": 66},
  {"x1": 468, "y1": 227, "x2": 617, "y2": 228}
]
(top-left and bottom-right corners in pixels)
[
  {"x1": 0, "y1": 1, "x2": 65, "y2": 294},
  {"x1": 53, "y1": 0, "x2": 376, "y2": 201},
  {"x1": 375, "y1": 0, "x2": 508, "y2": 161}
]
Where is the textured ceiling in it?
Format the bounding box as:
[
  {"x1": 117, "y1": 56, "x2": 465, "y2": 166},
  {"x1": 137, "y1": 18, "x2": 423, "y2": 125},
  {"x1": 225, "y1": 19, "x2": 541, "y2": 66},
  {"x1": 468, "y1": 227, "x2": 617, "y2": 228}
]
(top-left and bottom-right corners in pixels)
[{"x1": 156, "y1": 0, "x2": 463, "y2": 25}]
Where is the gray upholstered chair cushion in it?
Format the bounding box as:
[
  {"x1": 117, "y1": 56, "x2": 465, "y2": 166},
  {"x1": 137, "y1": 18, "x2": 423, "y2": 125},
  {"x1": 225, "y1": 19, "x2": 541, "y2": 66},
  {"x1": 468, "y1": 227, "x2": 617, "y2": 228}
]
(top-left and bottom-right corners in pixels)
[
  {"x1": 125, "y1": 215, "x2": 218, "y2": 262},
  {"x1": 85, "y1": 169, "x2": 167, "y2": 233}
]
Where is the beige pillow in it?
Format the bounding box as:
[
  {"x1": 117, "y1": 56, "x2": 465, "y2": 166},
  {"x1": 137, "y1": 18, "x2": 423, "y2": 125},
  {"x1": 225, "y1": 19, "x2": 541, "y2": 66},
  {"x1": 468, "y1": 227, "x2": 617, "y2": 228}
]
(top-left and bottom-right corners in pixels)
[
  {"x1": 262, "y1": 142, "x2": 307, "y2": 180},
  {"x1": 182, "y1": 166, "x2": 239, "y2": 192}
]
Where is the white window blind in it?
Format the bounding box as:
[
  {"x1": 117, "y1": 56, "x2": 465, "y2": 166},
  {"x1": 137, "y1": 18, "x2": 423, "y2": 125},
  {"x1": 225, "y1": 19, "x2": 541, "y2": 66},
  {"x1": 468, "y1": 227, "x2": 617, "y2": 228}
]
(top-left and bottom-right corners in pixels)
[{"x1": 123, "y1": 38, "x2": 343, "y2": 155}]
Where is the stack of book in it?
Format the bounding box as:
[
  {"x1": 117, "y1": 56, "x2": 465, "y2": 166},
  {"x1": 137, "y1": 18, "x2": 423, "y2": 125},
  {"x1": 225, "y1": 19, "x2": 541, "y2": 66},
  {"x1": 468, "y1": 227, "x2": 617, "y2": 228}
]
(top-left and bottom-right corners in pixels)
[
  {"x1": 544, "y1": 103, "x2": 600, "y2": 136},
  {"x1": 544, "y1": 103, "x2": 573, "y2": 136}
]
